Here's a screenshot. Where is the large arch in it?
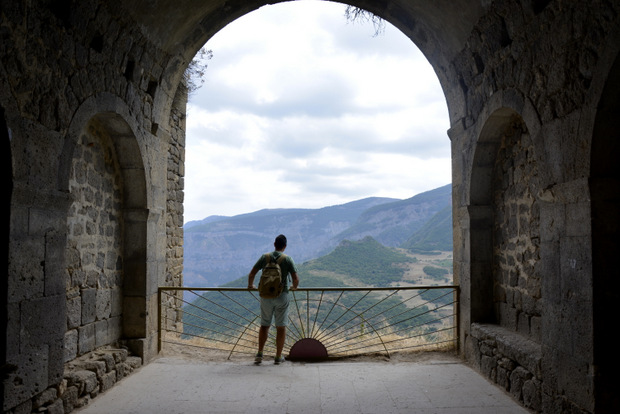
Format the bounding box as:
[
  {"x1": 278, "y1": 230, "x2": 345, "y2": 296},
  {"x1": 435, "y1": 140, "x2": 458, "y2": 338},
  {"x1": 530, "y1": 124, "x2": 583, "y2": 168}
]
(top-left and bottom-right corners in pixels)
[{"x1": 117, "y1": 0, "x2": 485, "y2": 129}]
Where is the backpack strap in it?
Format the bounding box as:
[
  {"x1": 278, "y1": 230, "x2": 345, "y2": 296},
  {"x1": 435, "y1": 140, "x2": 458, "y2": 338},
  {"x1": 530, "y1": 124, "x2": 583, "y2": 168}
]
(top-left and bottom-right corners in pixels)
[{"x1": 276, "y1": 254, "x2": 286, "y2": 264}]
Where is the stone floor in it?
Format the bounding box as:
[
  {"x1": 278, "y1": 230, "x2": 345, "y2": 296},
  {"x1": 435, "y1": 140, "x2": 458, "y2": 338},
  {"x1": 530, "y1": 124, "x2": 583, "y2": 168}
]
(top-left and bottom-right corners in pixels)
[{"x1": 75, "y1": 353, "x2": 530, "y2": 414}]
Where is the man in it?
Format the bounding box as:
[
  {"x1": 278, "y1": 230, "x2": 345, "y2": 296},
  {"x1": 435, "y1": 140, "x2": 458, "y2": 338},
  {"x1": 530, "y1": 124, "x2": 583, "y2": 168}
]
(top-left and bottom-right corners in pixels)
[{"x1": 247, "y1": 234, "x2": 299, "y2": 364}]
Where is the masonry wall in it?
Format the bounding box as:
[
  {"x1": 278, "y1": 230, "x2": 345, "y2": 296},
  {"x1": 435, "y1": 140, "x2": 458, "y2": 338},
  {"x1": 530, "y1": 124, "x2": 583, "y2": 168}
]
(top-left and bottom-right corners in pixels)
[
  {"x1": 2, "y1": 0, "x2": 186, "y2": 411},
  {"x1": 450, "y1": 1, "x2": 620, "y2": 413}
]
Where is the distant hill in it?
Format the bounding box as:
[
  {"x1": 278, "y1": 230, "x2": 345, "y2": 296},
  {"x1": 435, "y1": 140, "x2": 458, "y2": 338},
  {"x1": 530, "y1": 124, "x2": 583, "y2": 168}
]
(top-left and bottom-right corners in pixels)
[
  {"x1": 334, "y1": 184, "x2": 452, "y2": 247},
  {"x1": 401, "y1": 205, "x2": 453, "y2": 253},
  {"x1": 183, "y1": 184, "x2": 452, "y2": 287},
  {"x1": 183, "y1": 197, "x2": 398, "y2": 287}
]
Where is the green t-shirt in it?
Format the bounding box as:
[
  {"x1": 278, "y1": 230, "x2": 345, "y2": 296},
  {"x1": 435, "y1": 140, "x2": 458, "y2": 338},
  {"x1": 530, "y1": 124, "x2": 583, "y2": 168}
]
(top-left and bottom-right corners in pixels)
[{"x1": 253, "y1": 251, "x2": 297, "y2": 289}]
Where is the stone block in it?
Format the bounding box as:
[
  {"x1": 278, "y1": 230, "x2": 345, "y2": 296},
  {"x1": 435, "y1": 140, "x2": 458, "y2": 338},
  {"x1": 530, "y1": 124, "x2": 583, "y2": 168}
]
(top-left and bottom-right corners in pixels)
[
  {"x1": 116, "y1": 362, "x2": 130, "y2": 380},
  {"x1": 61, "y1": 385, "x2": 78, "y2": 413},
  {"x1": 8, "y1": 237, "x2": 45, "y2": 302},
  {"x1": 67, "y1": 295, "x2": 82, "y2": 329},
  {"x1": 480, "y1": 354, "x2": 497, "y2": 381},
  {"x1": 126, "y1": 356, "x2": 142, "y2": 369},
  {"x1": 99, "y1": 370, "x2": 117, "y2": 393},
  {"x1": 112, "y1": 348, "x2": 128, "y2": 362},
  {"x1": 497, "y1": 366, "x2": 510, "y2": 391},
  {"x1": 75, "y1": 394, "x2": 92, "y2": 409},
  {"x1": 32, "y1": 388, "x2": 57, "y2": 410},
  {"x1": 78, "y1": 324, "x2": 95, "y2": 355},
  {"x1": 21, "y1": 295, "x2": 65, "y2": 353},
  {"x1": 47, "y1": 399, "x2": 65, "y2": 414},
  {"x1": 82, "y1": 360, "x2": 106, "y2": 379},
  {"x1": 108, "y1": 316, "x2": 122, "y2": 341},
  {"x1": 65, "y1": 369, "x2": 97, "y2": 395},
  {"x1": 3, "y1": 348, "x2": 51, "y2": 409},
  {"x1": 97, "y1": 351, "x2": 116, "y2": 372},
  {"x1": 111, "y1": 287, "x2": 123, "y2": 317},
  {"x1": 81, "y1": 288, "x2": 97, "y2": 324},
  {"x1": 523, "y1": 378, "x2": 542, "y2": 411},
  {"x1": 96, "y1": 288, "x2": 111, "y2": 320},
  {"x1": 95, "y1": 319, "x2": 109, "y2": 348},
  {"x1": 64, "y1": 329, "x2": 78, "y2": 362}
]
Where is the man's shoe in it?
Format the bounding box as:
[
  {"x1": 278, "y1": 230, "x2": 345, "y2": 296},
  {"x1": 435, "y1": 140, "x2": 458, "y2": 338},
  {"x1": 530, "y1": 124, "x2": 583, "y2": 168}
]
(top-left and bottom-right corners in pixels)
[
  {"x1": 274, "y1": 356, "x2": 285, "y2": 365},
  {"x1": 254, "y1": 352, "x2": 263, "y2": 364}
]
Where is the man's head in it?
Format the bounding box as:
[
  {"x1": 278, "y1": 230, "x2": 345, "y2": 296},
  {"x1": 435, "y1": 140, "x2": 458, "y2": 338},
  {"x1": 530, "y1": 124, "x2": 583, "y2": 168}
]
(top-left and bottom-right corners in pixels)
[{"x1": 274, "y1": 234, "x2": 287, "y2": 250}]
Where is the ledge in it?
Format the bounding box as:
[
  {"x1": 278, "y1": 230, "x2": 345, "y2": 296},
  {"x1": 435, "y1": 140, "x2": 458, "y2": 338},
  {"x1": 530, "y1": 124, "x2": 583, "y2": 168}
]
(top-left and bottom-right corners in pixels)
[{"x1": 471, "y1": 323, "x2": 542, "y2": 378}]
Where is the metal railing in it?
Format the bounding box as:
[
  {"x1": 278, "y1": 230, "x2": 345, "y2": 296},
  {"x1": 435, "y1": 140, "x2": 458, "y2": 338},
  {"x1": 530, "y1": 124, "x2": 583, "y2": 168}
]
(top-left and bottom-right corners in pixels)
[{"x1": 158, "y1": 285, "x2": 459, "y2": 360}]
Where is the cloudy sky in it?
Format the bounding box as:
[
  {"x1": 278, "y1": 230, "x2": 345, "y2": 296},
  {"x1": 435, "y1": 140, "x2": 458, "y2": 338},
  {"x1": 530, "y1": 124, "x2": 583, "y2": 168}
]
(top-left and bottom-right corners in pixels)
[{"x1": 184, "y1": 0, "x2": 451, "y2": 223}]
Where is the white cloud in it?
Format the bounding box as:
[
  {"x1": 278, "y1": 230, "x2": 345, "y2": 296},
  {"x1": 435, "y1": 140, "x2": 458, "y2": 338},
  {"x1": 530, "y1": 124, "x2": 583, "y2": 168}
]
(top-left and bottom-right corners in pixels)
[{"x1": 184, "y1": 0, "x2": 451, "y2": 222}]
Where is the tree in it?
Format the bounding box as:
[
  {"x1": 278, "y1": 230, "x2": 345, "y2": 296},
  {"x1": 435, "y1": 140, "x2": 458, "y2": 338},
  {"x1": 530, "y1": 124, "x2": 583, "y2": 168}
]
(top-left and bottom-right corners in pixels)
[
  {"x1": 184, "y1": 46, "x2": 213, "y2": 95},
  {"x1": 344, "y1": 6, "x2": 385, "y2": 37}
]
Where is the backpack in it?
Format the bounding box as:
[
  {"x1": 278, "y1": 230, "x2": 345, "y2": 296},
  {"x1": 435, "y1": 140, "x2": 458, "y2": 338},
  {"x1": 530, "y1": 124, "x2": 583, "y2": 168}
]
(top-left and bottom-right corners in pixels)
[{"x1": 258, "y1": 253, "x2": 287, "y2": 298}]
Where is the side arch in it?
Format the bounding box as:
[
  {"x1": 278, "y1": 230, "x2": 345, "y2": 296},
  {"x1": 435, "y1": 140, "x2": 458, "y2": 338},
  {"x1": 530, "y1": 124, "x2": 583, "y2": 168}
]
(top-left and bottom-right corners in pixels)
[
  {"x1": 459, "y1": 90, "x2": 545, "y2": 354},
  {"x1": 60, "y1": 94, "x2": 152, "y2": 359}
]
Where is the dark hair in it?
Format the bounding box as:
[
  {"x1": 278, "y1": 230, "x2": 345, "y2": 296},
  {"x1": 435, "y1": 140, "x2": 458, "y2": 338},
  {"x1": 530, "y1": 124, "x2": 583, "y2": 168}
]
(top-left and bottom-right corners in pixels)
[{"x1": 274, "y1": 234, "x2": 287, "y2": 249}]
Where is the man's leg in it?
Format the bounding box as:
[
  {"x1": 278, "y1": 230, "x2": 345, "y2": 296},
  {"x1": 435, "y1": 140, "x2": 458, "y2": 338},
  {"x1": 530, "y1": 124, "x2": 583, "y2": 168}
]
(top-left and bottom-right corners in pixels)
[
  {"x1": 275, "y1": 326, "x2": 286, "y2": 358},
  {"x1": 258, "y1": 325, "x2": 270, "y2": 353},
  {"x1": 257, "y1": 298, "x2": 274, "y2": 363}
]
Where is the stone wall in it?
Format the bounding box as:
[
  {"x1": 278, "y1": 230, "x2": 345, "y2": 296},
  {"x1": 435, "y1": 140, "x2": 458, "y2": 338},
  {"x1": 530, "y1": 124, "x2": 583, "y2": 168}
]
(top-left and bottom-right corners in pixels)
[
  {"x1": 2, "y1": 0, "x2": 183, "y2": 411},
  {"x1": 10, "y1": 347, "x2": 142, "y2": 414},
  {"x1": 450, "y1": 1, "x2": 620, "y2": 413},
  {"x1": 162, "y1": 85, "x2": 188, "y2": 333}
]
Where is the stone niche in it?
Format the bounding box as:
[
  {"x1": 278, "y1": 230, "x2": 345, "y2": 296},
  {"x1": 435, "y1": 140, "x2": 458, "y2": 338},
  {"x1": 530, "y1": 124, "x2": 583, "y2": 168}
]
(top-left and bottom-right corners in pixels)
[{"x1": 65, "y1": 121, "x2": 124, "y2": 362}]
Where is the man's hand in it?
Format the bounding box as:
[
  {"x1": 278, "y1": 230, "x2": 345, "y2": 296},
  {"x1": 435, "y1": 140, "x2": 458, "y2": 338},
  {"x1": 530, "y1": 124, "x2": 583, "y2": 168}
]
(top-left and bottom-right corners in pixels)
[{"x1": 248, "y1": 284, "x2": 256, "y2": 290}]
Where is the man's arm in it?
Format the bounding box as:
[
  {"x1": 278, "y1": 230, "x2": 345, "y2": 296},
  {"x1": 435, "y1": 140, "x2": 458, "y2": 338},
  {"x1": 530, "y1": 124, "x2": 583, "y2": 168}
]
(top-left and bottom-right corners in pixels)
[
  {"x1": 289, "y1": 271, "x2": 299, "y2": 290},
  {"x1": 247, "y1": 266, "x2": 260, "y2": 289}
]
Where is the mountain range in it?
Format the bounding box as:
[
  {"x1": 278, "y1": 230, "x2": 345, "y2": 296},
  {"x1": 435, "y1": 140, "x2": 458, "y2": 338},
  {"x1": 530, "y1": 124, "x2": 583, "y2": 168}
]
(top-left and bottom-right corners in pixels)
[{"x1": 183, "y1": 183, "x2": 452, "y2": 287}]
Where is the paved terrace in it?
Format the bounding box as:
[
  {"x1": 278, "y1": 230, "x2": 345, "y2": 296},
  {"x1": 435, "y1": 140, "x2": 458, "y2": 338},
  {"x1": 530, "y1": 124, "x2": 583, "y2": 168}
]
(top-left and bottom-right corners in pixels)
[{"x1": 75, "y1": 351, "x2": 529, "y2": 414}]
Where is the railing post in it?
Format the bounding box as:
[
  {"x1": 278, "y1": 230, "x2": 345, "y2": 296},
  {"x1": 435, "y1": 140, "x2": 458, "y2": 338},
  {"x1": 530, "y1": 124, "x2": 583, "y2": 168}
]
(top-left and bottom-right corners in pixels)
[
  {"x1": 157, "y1": 287, "x2": 162, "y2": 353},
  {"x1": 455, "y1": 286, "x2": 461, "y2": 354}
]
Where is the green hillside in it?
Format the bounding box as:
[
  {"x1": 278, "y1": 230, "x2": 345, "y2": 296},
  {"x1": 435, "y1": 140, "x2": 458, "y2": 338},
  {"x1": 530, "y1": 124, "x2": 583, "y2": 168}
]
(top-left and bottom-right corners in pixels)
[
  {"x1": 401, "y1": 205, "x2": 452, "y2": 253},
  {"x1": 301, "y1": 236, "x2": 416, "y2": 287}
]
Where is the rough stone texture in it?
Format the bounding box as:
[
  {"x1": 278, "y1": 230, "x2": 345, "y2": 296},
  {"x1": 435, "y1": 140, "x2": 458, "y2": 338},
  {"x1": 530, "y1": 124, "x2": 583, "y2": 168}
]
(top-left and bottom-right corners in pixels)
[
  {"x1": 2, "y1": 1, "x2": 620, "y2": 413},
  {"x1": 470, "y1": 323, "x2": 542, "y2": 412},
  {"x1": 66, "y1": 124, "x2": 124, "y2": 360},
  {"x1": 492, "y1": 121, "x2": 542, "y2": 341},
  {"x1": 21, "y1": 347, "x2": 143, "y2": 414}
]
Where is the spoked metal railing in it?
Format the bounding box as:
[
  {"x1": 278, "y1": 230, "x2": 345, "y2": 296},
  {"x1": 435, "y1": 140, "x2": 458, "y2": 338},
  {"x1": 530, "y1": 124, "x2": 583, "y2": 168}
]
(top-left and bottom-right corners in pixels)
[{"x1": 159, "y1": 285, "x2": 459, "y2": 360}]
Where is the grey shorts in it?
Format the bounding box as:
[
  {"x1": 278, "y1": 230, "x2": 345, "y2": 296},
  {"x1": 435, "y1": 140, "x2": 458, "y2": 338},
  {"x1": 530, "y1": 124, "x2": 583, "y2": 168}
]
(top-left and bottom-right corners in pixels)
[{"x1": 260, "y1": 291, "x2": 290, "y2": 327}]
